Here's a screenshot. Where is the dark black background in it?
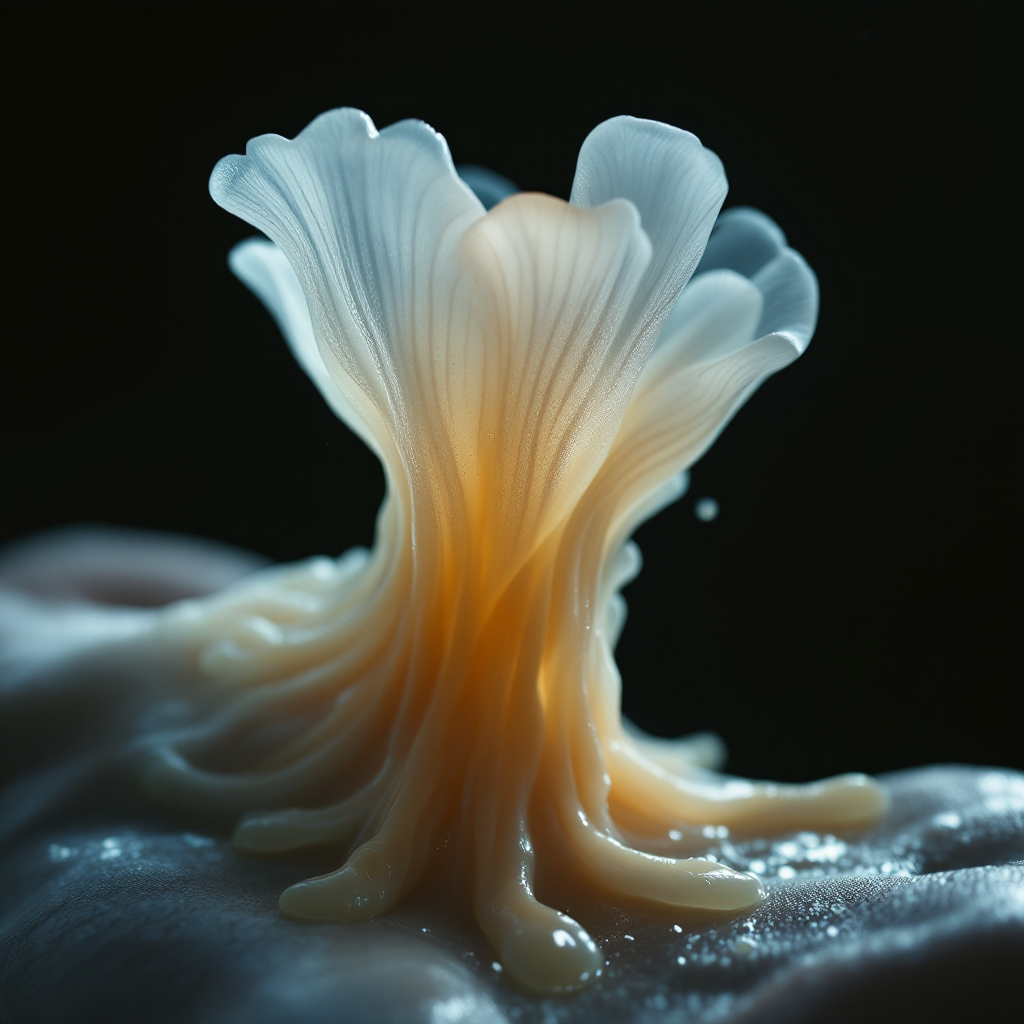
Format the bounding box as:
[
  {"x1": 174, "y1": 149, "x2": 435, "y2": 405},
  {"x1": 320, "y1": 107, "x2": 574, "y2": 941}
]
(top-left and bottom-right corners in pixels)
[{"x1": 3, "y1": 2, "x2": 1021, "y2": 781}]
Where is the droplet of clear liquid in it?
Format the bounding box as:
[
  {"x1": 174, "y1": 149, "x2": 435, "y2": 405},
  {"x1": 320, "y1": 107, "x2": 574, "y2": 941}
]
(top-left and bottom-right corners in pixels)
[{"x1": 694, "y1": 497, "x2": 719, "y2": 521}]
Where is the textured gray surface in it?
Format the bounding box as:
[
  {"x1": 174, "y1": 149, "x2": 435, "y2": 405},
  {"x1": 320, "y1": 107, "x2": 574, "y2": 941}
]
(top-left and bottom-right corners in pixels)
[
  {"x1": 1, "y1": 532, "x2": 1022, "y2": 1022},
  {"x1": 2, "y1": 764, "x2": 1021, "y2": 1023}
]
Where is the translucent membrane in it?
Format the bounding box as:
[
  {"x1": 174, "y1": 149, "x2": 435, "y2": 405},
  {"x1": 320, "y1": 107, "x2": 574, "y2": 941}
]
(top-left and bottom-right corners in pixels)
[{"x1": 144, "y1": 110, "x2": 886, "y2": 993}]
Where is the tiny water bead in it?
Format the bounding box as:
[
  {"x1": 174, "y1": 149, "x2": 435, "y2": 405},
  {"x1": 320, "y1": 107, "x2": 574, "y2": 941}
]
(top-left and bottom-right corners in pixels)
[
  {"x1": 687, "y1": 827, "x2": 921, "y2": 881},
  {"x1": 694, "y1": 497, "x2": 720, "y2": 522}
]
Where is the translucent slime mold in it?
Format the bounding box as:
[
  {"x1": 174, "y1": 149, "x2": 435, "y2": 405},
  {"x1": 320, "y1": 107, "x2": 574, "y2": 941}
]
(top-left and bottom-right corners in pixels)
[{"x1": 134, "y1": 109, "x2": 886, "y2": 993}]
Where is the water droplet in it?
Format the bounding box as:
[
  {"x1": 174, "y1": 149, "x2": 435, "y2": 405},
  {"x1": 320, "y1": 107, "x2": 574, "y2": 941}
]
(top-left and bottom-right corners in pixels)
[
  {"x1": 695, "y1": 497, "x2": 719, "y2": 521},
  {"x1": 99, "y1": 837, "x2": 122, "y2": 860},
  {"x1": 677, "y1": 955, "x2": 687, "y2": 965},
  {"x1": 805, "y1": 839, "x2": 847, "y2": 863},
  {"x1": 491, "y1": 961, "x2": 503, "y2": 972}
]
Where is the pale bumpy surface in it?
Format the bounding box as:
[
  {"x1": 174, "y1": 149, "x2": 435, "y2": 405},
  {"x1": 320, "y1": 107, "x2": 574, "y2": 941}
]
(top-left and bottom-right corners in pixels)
[{"x1": 1, "y1": 531, "x2": 1022, "y2": 1021}]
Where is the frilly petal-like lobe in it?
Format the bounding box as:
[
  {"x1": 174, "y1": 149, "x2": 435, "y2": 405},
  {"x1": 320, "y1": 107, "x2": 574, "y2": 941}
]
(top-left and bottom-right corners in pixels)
[
  {"x1": 228, "y1": 238, "x2": 382, "y2": 457},
  {"x1": 455, "y1": 193, "x2": 653, "y2": 559},
  {"x1": 654, "y1": 269, "x2": 764, "y2": 365},
  {"x1": 693, "y1": 206, "x2": 818, "y2": 353},
  {"x1": 209, "y1": 108, "x2": 485, "y2": 452},
  {"x1": 751, "y1": 248, "x2": 818, "y2": 351},
  {"x1": 601, "y1": 265, "x2": 810, "y2": 523},
  {"x1": 602, "y1": 331, "x2": 802, "y2": 535},
  {"x1": 601, "y1": 207, "x2": 820, "y2": 504},
  {"x1": 695, "y1": 205, "x2": 787, "y2": 277},
  {"x1": 570, "y1": 116, "x2": 728, "y2": 348}
]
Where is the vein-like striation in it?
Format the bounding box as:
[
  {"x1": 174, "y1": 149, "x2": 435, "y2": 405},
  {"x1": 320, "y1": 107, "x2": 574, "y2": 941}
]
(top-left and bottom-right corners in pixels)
[{"x1": 143, "y1": 110, "x2": 886, "y2": 993}]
